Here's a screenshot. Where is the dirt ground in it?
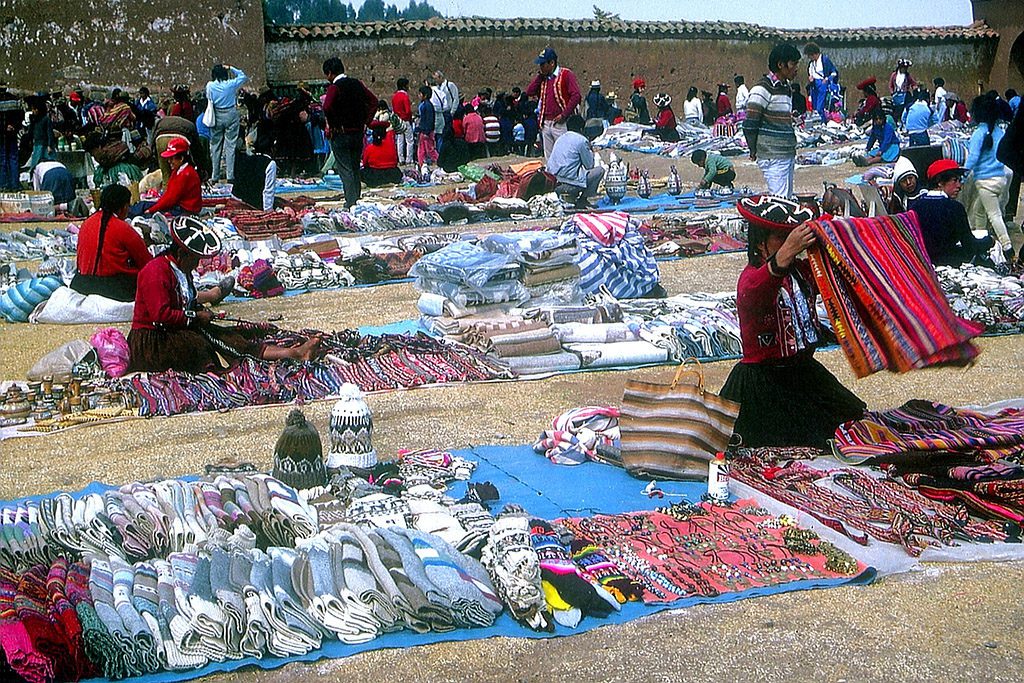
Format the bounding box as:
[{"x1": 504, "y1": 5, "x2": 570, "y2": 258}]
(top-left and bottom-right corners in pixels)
[{"x1": 2, "y1": 153, "x2": 1024, "y2": 682}]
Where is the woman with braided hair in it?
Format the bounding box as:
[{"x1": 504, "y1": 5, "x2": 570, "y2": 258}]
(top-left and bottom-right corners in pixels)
[{"x1": 70, "y1": 183, "x2": 152, "y2": 302}]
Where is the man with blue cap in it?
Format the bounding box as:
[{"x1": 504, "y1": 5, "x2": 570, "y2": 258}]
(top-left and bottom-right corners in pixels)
[{"x1": 525, "y1": 47, "x2": 582, "y2": 159}]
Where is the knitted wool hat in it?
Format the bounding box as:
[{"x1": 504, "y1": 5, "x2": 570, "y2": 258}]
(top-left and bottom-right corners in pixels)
[
  {"x1": 327, "y1": 384, "x2": 377, "y2": 471},
  {"x1": 272, "y1": 409, "x2": 327, "y2": 491}
]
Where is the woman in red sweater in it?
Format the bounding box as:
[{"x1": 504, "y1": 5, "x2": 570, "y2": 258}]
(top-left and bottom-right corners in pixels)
[
  {"x1": 131, "y1": 137, "x2": 202, "y2": 217},
  {"x1": 719, "y1": 212, "x2": 865, "y2": 448},
  {"x1": 70, "y1": 184, "x2": 153, "y2": 302},
  {"x1": 360, "y1": 121, "x2": 403, "y2": 187},
  {"x1": 128, "y1": 217, "x2": 319, "y2": 374},
  {"x1": 652, "y1": 93, "x2": 680, "y2": 142}
]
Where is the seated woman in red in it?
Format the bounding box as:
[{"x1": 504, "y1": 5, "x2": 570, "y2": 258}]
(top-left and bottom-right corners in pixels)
[
  {"x1": 361, "y1": 121, "x2": 403, "y2": 187},
  {"x1": 719, "y1": 218, "x2": 865, "y2": 449},
  {"x1": 130, "y1": 137, "x2": 203, "y2": 217},
  {"x1": 70, "y1": 184, "x2": 152, "y2": 302},
  {"x1": 128, "y1": 217, "x2": 319, "y2": 374}
]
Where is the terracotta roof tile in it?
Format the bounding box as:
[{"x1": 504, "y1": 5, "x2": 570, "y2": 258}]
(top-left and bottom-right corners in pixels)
[{"x1": 265, "y1": 17, "x2": 998, "y2": 43}]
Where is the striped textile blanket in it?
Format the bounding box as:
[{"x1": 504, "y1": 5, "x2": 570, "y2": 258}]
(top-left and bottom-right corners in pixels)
[
  {"x1": 560, "y1": 212, "x2": 660, "y2": 299},
  {"x1": 834, "y1": 400, "x2": 1024, "y2": 464},
  {"x1": 807, "y1": 211, "x2": 983, "y2": 378}
]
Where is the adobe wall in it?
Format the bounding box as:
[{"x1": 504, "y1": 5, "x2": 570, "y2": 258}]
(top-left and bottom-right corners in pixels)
[
  {"x1": 972, "y1": 0, "x2": 1024, "y2": 91},
  {"x1": 0, "y1": 0, "x2": 267, "y2": 94},
  {"x1": 265, "y1": 34, "x2": 995, "y2": 103}
]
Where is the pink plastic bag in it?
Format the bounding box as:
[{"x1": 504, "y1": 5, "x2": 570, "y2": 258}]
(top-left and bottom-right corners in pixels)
[{"x1": 90, "y1": 327, "x2": 130, "y2": 378}]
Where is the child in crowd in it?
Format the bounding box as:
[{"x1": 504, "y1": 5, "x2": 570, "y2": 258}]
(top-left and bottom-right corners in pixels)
[
  {"x1": 691, "y1": 149, "x2": 736, "y2": 191},
  {"x1": 512, "y1": 116, "x2": 526, "y2": 155},
  {"x1": 416, "y1": 85, "x2": 438, "y2": 166},
  {"x1": 481, "y1": 105, "x2": 501, "y2": 156}
]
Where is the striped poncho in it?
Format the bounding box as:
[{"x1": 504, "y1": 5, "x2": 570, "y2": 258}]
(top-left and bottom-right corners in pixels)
[{"x1": 806, "y1": 211, "x2": 983, "y2": 378}]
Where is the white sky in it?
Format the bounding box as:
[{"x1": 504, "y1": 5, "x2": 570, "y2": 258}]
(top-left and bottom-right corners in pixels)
[{"x1": 370, "y1": 0, "x2": 975, "y2": 28}]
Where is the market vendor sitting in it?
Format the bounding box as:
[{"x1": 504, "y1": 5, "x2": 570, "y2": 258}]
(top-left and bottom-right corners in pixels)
[
  {"x1": 70, "y1": 184, "x2": 152, "y2": 302},
  {"x1": 546, "y1": 115, "x2": 605, "y2": 209},
  {"x1": 910, "y1": 159, "x2": 993, "y2": 267},
  {"x1": 360, "y1": 120, "x2": 403, "y2": 187},
  {"x1": 721, "y1": 202, "x2": 866, "y2": 449},
  {"x1": 130, "y1": 137, "x2": 202, "y2": 217},
  {"x1": 690, "y1": 149, "x2": 735, "y2": 191},
  {"x1": 128, "y1": 217, "x2": 320, "y2": 374},
  {"x1": 855, "y1": 109, "x2": 900, "y2": 166}
]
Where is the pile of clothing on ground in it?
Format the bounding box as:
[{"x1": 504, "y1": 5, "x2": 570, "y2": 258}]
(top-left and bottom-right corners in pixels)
[
  {"x1": 639, "y1": 212, "x2": 747, "y2": 258},
  {"x1": 0, "y1": 226, "x2": 77, "y2": 261},
  {"x1": 936, "y1": 264, "x2": 1024, "y2": 335},
  {"x1": 108, "y1": 326, "x2": 515, "y2": 418},
  {"x1": 592, "y1": 122, "x2": 747, "y2": 158},
  {"x1": 0, "y1": 408, "x2": 871, "y2": 681}
]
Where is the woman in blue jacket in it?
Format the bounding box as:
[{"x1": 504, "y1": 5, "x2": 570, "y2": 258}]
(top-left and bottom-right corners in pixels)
[{"x1": 965, "y1": 94, "x2": 1013, "y2": 264}]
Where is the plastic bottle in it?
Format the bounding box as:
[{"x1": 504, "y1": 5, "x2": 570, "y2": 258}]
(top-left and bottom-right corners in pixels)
[{"x1": 707, "y1": 451, "x2": 729, "y2": 502}]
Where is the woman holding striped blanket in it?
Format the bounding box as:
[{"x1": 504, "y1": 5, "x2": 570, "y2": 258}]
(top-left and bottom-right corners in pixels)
[{"x1": 720, "y1": 216, "x2": 865, "y2": 449}]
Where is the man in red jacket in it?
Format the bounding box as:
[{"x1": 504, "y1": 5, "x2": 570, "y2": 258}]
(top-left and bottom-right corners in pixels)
[
  {"x1": 322, "y1": 57, "x2": 378, "y2": 208},
  {"x1": 525, "y1": 47, "x2": 582, "y2": 160}
]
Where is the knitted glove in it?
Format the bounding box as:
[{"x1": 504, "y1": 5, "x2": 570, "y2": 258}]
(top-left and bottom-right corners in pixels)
[
  {"x1": 530, "y1": 518, "x2": 614, "y2": 618},
  {"x1": 569, "y1": 539, "x2": 643, "y2": 604},
  {"x1": 480, "y1": 507, "x2": 552, "y2": 632}
]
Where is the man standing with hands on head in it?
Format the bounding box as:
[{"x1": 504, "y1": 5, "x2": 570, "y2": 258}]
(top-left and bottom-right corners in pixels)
[
  {"x1": 322, "y1": 57, "x2": 378, "y2": 208},
  {"x1": 526, "y1": 47, "x2": 582, "y2": 159},
  {"x1": 744, "y1": 44, "x2": 801, "y2": 198}
]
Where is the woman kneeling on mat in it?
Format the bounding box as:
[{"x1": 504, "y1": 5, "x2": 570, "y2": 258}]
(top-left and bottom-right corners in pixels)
[
  {"x1": 128, "y1": 216, "x2": 320, "y2": 374},
  {"x1": 720, "y1": 217, "x2": 865, "y2": 449}
]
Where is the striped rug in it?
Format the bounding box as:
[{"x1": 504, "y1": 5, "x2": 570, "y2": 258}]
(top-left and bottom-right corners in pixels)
[{"x1": 807, "y1": 211, "x2": 983, "y2": 378}]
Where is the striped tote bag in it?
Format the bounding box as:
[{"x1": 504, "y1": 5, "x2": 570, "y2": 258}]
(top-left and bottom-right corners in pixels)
[{"x1": 619, "y1": 363, "x2": 740, "y2": 480}]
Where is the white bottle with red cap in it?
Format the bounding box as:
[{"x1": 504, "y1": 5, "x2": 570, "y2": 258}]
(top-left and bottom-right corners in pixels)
[{"x1": 707, "y1": 451, "x2": 730, "y2": 502}]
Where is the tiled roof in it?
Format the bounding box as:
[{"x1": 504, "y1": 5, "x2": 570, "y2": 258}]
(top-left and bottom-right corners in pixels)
[{"x1": 266, "y1": 17, "x2": 998, "y2": 43}]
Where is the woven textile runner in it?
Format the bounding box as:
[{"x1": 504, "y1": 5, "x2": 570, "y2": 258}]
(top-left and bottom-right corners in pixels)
[
  {"x1": 806, "y1": 211, "x2": 983, "y2": 377},
  {"x1": 833, "y1": 400, "x2": 1024, "y2": 464}
]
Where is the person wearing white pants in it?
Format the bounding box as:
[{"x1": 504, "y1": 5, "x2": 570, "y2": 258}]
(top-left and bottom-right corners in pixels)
[
  {"x1": 743, "y1": 44, "x2": 801, "y2": 199},
  {"x1": 756, "y1": 157, "x2": 795, "y2": 198},
  {"x1": 970, "y1": 174, "x2": 1012, "y2": 252}
]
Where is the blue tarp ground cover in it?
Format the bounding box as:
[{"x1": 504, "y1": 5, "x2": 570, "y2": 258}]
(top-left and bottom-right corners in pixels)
[{"x1": 3, "y1": 445, "x2": 874, "y2": 683}]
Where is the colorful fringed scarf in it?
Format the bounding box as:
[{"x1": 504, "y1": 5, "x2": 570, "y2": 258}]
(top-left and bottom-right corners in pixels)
[{"x1": 807, "y1": 211, "x2": 983, "y2": 377}]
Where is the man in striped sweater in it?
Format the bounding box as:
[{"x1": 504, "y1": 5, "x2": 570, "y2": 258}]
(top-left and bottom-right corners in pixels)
[{"x1": 743, "y1": 44, "x2": 801, "y2": 198}]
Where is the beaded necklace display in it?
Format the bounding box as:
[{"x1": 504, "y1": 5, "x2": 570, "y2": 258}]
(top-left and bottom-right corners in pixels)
[{"x1": 559, "y1": 500, "x2": 862, "y2": 605}]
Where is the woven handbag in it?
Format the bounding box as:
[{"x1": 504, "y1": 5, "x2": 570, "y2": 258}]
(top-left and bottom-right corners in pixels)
[{"x1": 619, "y1": 361, "x2": 740, "y2": 480}]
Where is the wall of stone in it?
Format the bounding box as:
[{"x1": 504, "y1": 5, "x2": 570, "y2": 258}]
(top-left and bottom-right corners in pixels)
[
  {"x1": 265, "y1": 34, "x2": 996, "y2": 104},
  {"x1": 0, "y1": 0, "x2": 267, "y2": 94}
]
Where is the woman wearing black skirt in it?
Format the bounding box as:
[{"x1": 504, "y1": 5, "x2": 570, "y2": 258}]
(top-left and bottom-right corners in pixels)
[{"x1": 720, "y1": 218, "x2": 865, "y2": 449}]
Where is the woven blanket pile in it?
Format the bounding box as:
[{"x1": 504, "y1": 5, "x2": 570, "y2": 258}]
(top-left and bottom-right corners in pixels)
[{"x1": 807, "y1": 211, "x2": 982, "y2": 377}]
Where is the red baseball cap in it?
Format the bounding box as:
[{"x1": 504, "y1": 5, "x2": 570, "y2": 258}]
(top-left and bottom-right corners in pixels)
[
  {"x1": 69, "y1": 92, "x2": 82, "y2": 103},
  {"x1": 160, "y1": 137, "x2": 190, "y2": 158},
  {"x1": 926, "y1": 158, "x2": 965, "y2": 181}
]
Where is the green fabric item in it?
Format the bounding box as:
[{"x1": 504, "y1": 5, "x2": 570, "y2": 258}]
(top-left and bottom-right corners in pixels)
[
  {"x1": 457, "y1": 164, "x2": 499, "y2": 182},
  {"x1": 702, "y1": 153, "x2": 734, "y2": 185},
  {"x1": 75, "y1": 601, "x2": 129, "y2": 681},
  {"x1": 93, "y1": 161, "x2": 143, "y2": 190}
]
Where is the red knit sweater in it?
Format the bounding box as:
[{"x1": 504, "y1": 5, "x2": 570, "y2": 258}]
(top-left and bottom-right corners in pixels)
[
  {"x1": 132, "y1": 254, "x2": 192, "y2": 330},
  {"x1": 147, "y1": 163, "x2": 202, "y2": 214},
  {"x1": 736, "y1": 260, "x2": 822, "y2": 364},
  {"x1": 75, "y1": 212, "x2": 152, "y2": 277}
]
